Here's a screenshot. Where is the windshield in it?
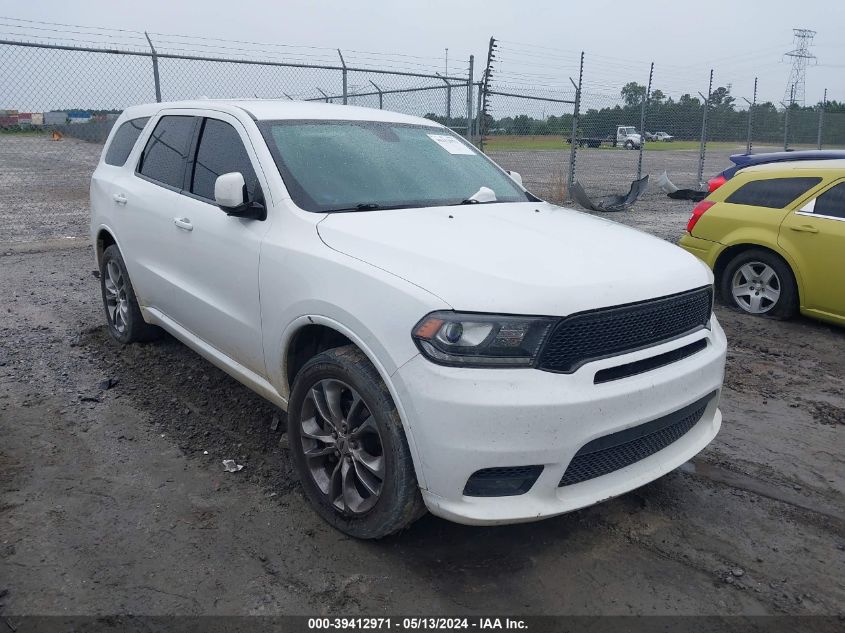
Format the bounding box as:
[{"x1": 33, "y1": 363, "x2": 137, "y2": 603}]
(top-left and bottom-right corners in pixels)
[
  {"x1": 621, "y1": 127, "x2": 637, "y2": 135},
  {"x1": 258, "y1": 120, "x2": 531, "y2": 212}
]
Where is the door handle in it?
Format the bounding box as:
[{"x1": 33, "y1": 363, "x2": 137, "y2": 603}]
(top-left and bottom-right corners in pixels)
[
  {"x1": 112, "y1": 193, "x2": 128, "y2": 205},
  {"x1": 173, "y1": 217, "x2": 193, "y2": 231},
  {"x1": 790, "y1": 224, "x2": 819, "y2": 234}
]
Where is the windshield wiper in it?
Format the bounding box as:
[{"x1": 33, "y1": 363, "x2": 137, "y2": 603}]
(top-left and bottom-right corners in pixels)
[{"x1": 323, "y1": 203, "x2": 408, "y2": 213}]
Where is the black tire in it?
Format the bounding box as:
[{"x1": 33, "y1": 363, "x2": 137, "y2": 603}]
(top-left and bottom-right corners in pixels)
[
  {"x1": 719, "y1": 248, "x2": 798, "y2": 320},
  {"x1": 624, "y1": 140, "x2": 634, "y2": 150},
  {"x1": 99, "y1": 245, "x2": 162, "y2": 344},
  {"x1": 288, "y1": 345, "x2": 425, "y2": 539}
]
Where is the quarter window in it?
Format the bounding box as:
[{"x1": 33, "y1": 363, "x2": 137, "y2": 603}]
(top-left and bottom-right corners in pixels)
[
  {"x1": 811, "y1": 182, "x2": 845, "y2": 219},
  {"x1": 137, "y1": 116, "x2": 197, "y2": 189},
  {"x1": 190, "y1": 118, "x2": 259, "y2": 201},
  {"x1": 104, "y1": 117, "x2": 149, "y2": 166},
  {"x1": 726, "y1": 177, "x2": 822, "y2": 209}
]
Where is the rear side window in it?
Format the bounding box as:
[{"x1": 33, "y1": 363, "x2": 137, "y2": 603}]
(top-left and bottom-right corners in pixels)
[
  {"x1": 104, "y1": 117, "x2": 149, "y2": 166},
  {"x1": 137, "y1": 116, "x2": 197, "y2": 189},
  {"x1": 190, "y1": 118, "x2": 259, "y2": 201},
  {"x1": 811, "y1": 182, "x2": 845, "y2": 219},
  {"x1": 726, "y1": 177, "x2": 821, "y2": 209}
]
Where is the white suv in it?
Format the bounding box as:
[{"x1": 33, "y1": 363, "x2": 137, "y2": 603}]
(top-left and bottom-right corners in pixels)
[{"x1": 90, "y1": 100, "x2": 727, "y2": 538}]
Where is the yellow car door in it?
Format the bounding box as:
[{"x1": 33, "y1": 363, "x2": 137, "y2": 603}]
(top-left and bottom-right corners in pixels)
[{"x1": 778, "y1": 179, "x2": 845, "y2": 319}]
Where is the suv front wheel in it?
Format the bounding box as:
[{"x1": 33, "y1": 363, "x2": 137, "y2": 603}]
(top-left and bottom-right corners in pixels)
[{"x1": 287, "y1": 345, "x2": 425, "y2": 539}]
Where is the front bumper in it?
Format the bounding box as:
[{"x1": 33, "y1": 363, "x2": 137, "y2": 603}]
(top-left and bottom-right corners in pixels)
[{"x1": 392, "y1": 317, "x2": 727, "y2": 525}]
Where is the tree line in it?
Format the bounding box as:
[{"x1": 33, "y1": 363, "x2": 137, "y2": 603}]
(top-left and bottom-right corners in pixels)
[{"x1": 426, "y1": 83, "x2": 845, "y2": 146}]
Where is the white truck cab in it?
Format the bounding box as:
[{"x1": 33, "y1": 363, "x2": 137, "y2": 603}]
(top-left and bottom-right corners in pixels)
[{"x1": 616, "y1": 126, "x2": 642, "y2": 149}]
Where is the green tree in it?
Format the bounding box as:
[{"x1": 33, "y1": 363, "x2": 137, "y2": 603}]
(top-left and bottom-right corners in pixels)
[{"x1": 620, "y1": 82, "x2": 647, "y2": 107}]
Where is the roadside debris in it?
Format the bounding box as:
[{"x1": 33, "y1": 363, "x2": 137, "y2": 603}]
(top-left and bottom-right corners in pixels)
[
  {"x1": 656, "y1": 171, "x2": 707, "y2": 202},
  {"x1": 98, "y1": 377, "x2": 118, "y2": 391},
  {"x1": 270, "y1": 413, "x2": 280, "y2": 431},
  {"x1": 571, "y1": 176, "x2": 648, "y2": 212},
  {"x1": 222, "y1": 459, "x2": 244, "y2": 473}
]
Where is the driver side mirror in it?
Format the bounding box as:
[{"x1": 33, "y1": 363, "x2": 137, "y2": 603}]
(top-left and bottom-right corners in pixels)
[
  {"x1": 506, "y1": 170, "x2": 523, "y2": 187},
  {"x1": 214, "y1": 172, "x2": 266, "y2": 220}
]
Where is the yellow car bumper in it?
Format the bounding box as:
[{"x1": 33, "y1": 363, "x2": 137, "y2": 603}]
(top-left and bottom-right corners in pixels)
[{"x1": 678, "y1": 233, "x2": 722, "y2": 269}]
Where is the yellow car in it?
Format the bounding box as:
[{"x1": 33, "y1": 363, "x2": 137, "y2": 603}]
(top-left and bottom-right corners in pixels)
[{"x1": 679, "y1": 160, "x2": 845, "y2": 326}]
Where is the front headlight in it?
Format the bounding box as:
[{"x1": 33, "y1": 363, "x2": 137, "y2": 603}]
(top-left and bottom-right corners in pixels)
[{"x1": 411, "y1": 311, "x2": 555, "y2": 367}]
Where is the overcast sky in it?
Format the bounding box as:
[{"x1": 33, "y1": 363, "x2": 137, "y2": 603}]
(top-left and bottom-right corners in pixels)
[{"x1": 2, "y1": 0, "x2": 843, "y2": 107}]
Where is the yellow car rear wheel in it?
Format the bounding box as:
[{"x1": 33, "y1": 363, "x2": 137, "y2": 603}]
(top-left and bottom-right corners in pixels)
[{"x1": 719, "y1": 248, "x2": 798, "y2": 320}]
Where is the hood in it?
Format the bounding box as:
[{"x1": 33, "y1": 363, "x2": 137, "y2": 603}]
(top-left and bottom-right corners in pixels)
[{"x1": 317, "y1": 202, "x2": 712, "y2": 316}]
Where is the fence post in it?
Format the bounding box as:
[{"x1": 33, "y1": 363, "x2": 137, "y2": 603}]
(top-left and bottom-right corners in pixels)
[
  {"x1": 466, "y1": 55, "x2": 474, "y2": 142},
  {"x1": 567, "y1": 51, "x2": 584, "y2": 194},
  {"x1": 475, "y1": 82, "x2": 483, "y2": 142},
  {"x1": 742, "y1": 77, "x2": 757, "y2": 154},
  {"x1": 817, "y1": 87, "x2": 827, "y2": 149},
  {"x1": 436, "y1": 74, "x2": 452, "y2": 127},
  {"x1": 637, "y1": 62, "x2": 654, "y2": 181},
  {"x1": 782, "y1": 84, "x2": 794, "y2": 151},
  {"x1": 144, "y1": 32, "x2": 162, "y2": 103},
  {"x1": 479, "y1": 37, "x2": 497, "y2": 152},
  {"x1": 317, "y1": 88, "x2": 330, "y2": 103},
  {"x1": 368, "y1": 81, "x2": 384, "y2": 109},
  {"x1": 337, "y1": 49, "x2": 347, "y2": 105},
  {"x1": 696, "y1": 69, "x2": 713, "y2": 188}
]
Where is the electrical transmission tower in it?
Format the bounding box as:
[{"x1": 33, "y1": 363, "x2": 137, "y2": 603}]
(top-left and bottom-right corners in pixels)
[{"x1": 783, "y1": 28, "x2": 816, "y2": 106}]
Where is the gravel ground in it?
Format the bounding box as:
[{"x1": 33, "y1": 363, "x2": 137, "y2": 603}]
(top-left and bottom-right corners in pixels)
[{"x1": 0, "y1": 137, "x2": 843, "y2": 618}]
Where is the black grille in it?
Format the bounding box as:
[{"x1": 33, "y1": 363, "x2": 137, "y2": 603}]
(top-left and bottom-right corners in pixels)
[
  {"x1": 464, "y1": 465, "x2": 543, "y2": 497},
  {"x1": 559, "y1": 393, "x2": 714, "y2": 487},
  {"x1": 538, "y1": 287, "x2": 713, "y2": 373}
]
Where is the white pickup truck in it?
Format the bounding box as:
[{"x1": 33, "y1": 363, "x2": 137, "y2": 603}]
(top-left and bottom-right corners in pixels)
[{"x1": 616, "y1": 126, "x2": 642, "y2": 149}]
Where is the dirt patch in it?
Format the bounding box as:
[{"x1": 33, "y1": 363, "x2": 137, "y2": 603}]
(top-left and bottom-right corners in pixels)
[{"x1": 1, "y1": 245, "x2": 843, "y2": 616}]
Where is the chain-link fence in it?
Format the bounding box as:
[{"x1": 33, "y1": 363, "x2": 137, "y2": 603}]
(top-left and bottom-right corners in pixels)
[
  {"x1": 0, "y1": 37, "x2": 473, "y2": 244},
  {"x1": 2, "y1": 27, "x2": 844, "y2": 245},
  {"x1": 478, "y1": 38, "x2": 845, "y2": 204}
]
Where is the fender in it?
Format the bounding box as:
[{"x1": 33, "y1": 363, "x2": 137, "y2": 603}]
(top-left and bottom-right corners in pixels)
[
  {"x1": 278, "y1": 314, "x2": 428, "y2": 490},
  {"x1": 715, "y1": 234, "x2": 807, "y2": 305}
]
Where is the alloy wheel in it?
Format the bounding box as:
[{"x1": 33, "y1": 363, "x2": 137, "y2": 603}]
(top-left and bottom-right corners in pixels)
[
  {"x1": 731, "y1": 261, "x2": 781, "y2": 314},
  {"x1": 104, "y1": 260, "x2": 129, "y2": 333},
  {"x1": 299, "y1": 379, "x2": 385, "y2": 514}
]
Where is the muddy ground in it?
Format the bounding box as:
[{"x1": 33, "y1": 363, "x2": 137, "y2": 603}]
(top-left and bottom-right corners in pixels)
[{"x1": 0, "y1": 136, "x2": 843, "y2": 617}]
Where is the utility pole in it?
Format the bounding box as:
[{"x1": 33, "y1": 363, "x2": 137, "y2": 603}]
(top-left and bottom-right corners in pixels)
[{"x1": 783, "y1": 28, "x2": 816, "y2": 106}]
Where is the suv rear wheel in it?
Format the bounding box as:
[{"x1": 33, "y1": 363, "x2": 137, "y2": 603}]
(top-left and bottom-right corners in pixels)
[
  {"x1": 100, "y1": 245, "x2": 162, "y2": 343},
  {"x1": 288, "y1": 345, "x2": 425, "y2": 539},
  {"x1": 719, "y1": 248, "x2": 798, "y2": 320}
]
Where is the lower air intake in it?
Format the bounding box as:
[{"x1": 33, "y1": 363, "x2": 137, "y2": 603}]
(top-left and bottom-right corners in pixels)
[
  {"x1": 464, "y1": 465, "x2": 543, "y2": 497},
  {"x1": 559, "y1": 393, "x2": 714, "y2": 487}
]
